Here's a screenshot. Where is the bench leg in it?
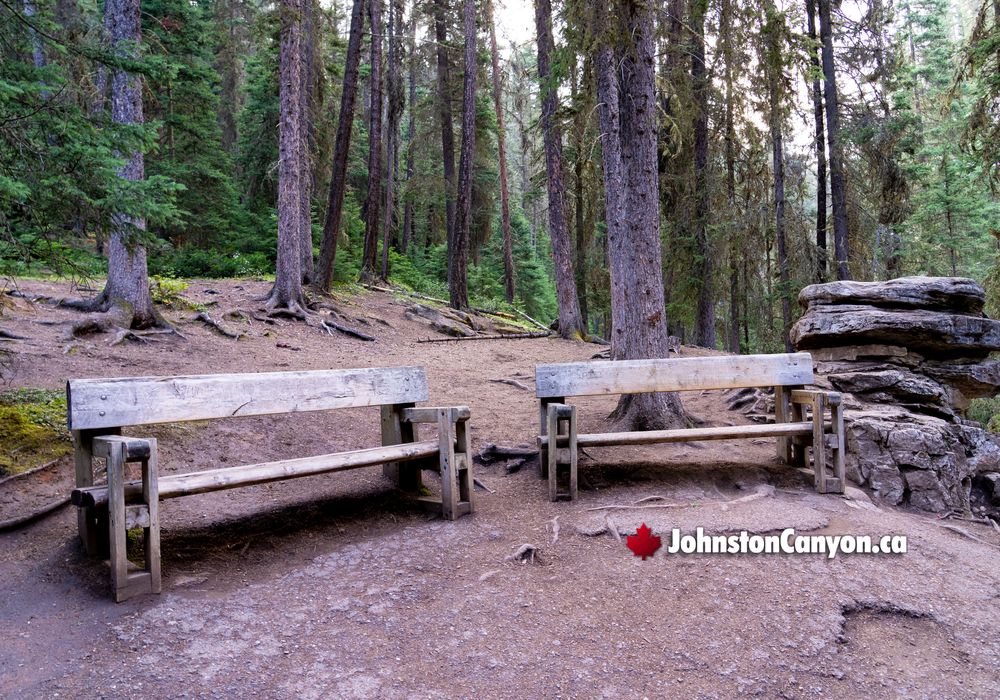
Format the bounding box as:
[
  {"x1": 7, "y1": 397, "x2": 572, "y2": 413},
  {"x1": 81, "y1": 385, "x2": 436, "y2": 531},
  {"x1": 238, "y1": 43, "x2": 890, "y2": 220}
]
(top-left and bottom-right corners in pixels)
[
  {"x1": 546, "y1": 403, "x2": 577, "y2": 501},
  {"x1": 381, "y1": 403, "x2": 421, "y2": 492},
  {"x1": 94, "y1": 436, "x2": 160, "y2": 603},
  {"x1": 830, "y1": 398, "x2": 846, "y2": 493},
  {"x1": 539, "y1": 397, "x2": 563, "y2": 480},
  {"x1": 774, "y1": 386, "x2": 793, "y2": 464},
  {"x1": 73, "y1": 428, "x2": 120, "y2": 558},
  {"x1": 437, "y1": 409, "x2": 473, "y2": 520},
  {"x1": 790, "y1": 401, "x2": 807, "y2": 468},
  {"x1": 811, "y1": 394, "x2": 829, "y2": 493}
]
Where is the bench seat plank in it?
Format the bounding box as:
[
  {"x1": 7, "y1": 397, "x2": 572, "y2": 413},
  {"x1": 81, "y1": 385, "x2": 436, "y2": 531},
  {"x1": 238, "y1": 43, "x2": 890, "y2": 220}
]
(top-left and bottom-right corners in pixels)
[
  {"x1": 68, "y1": 367, "x2": 430, "y2": 431},
  {"x1": 73, "y1": 439, "x2": 440, "y2": 508},
  {"x1": 538, "y1": 421, "x2": 815, "y2": 449},
  {"x1": 535, "y1": 352, "x2": 814, "y2": 398}
]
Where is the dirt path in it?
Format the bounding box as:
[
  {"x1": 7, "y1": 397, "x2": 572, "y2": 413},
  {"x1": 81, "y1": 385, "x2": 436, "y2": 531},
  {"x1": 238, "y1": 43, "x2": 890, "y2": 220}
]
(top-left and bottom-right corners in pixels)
[{"x1": 2, "y1": 280, "x2": 1000, "y2": 699}]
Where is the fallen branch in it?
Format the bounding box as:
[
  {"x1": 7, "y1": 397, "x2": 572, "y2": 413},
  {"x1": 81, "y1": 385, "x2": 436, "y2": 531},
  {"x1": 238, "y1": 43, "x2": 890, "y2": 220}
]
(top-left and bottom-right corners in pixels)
[
  {"x1": 605, "y1": 514, "x2": 622, "y2": 542},
  {"x1": 478, "y1": 443, "x2": 538, "y2": 464},
  {"x1": 320, "y1": 318, "x2": 376, "y2": 341},
  {"x1": 489, "y1": 378, "x2": 532, "y2": 391},
  {"x1": 513, "y1": 308, "x2": 549, "y2": 332},
  {"x1": 548, "y1": 516, "x2": 560, "y2": 544},
  {"x1": 365, "y1": 284, "x2": 549, "y2": 331},
  {"x1": 583, "y1": 485, "x2": 775, "y2": 513},
  {"x1": 504, "y1": 458, "x2": 528, "y2": 475},
  {"x1": 417, "y1": 331, "x2": 549, "y2": 343},
  {"x1": 473, "y1": 477, "x2": 495, "y2": 494},
  {"x1": 935, "y1": 522, "x2": 1000, "y2": 549},
  {"x1": 0, "y1": 328, "x2": 27, "y2": 340},
  {"x1": 506, "y1": 543, "x2": 539, "y2": 564},
  {"x1": 0, "y1": 458, "x2": 62, "y2": 488},
  {"x1": 193, "y1": 311, "x2": 244, "y2": 339}
]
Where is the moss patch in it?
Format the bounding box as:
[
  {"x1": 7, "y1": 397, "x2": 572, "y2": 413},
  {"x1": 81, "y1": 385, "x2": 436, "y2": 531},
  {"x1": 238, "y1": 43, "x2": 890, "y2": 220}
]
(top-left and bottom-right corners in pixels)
[{"x1": 0, "y1": 389, "x2": 71, "y2": 477}]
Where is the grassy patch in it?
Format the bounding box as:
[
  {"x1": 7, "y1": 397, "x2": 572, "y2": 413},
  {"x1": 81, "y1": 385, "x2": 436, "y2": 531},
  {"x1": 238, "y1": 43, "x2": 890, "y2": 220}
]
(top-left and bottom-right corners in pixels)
[
  {"x1": 0, "y1": 388, "x2": 71, "y2": 477},
  {"x1": 968, "y1": 396, "x2": 1000, "y2": 432}
]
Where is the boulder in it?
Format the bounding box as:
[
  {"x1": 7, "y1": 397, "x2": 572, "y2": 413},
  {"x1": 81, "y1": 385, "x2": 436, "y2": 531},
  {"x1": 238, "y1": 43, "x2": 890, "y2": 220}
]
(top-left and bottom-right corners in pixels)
[
  {"x1": 787, "y1": 276, "x2": 1000, "y2": 514},
  {"x1": 797, "y1": 276, "x2": 985, "y2": 314},
  {"x1": 790, "y1": 305, "x2": 1000, "y2": 358}
]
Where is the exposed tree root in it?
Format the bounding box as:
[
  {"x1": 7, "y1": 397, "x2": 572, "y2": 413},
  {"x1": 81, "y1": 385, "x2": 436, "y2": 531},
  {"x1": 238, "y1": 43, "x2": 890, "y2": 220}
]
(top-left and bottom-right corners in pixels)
[
  {"x1": 0, "y1": 329, "x2": 27, "y2": 340},
  {"x1": 110, "y1": 327, "x2": 186, "y2": 346},
  {"x1": 193, "y1": 311, "x2": 244, "y2": 339},
  {"x1": 488, "y1": 378, "x2": 532, "y2": 391},
  {"x1": 608, "y1": 392, "x2": 693, "y2": 431},
  {"x1": 0, "y1": 496, "x2": 70, "y2": 532}
]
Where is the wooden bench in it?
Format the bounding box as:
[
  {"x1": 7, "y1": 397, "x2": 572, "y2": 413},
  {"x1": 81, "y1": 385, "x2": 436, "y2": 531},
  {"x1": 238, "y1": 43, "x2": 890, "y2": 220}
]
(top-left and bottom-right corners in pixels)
[
  {"x1": 535, "y1": 352, "x2": 845, "y2": 501},
  {"x1": 67, "y1": 367, "x2": 473, "y2": 602}
]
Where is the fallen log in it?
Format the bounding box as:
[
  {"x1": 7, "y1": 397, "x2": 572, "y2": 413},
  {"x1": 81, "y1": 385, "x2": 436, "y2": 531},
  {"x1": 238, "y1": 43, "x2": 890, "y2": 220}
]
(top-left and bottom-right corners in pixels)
[{"x1": 417, "y1": 332, "x2": 549, "y2": 343}]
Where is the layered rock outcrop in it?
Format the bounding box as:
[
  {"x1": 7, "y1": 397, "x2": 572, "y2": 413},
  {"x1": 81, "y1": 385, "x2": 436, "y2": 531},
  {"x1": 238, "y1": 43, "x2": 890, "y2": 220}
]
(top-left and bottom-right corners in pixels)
[{"x1": 790, "y1": 277, "x2": 1000, "y2": 513}]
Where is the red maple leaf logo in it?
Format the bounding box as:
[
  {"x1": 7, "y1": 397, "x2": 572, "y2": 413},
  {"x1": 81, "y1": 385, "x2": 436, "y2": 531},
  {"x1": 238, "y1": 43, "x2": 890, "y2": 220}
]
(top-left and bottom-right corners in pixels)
[{"x1": 626, "y1": 523, "x2": 661, "y2": 560}]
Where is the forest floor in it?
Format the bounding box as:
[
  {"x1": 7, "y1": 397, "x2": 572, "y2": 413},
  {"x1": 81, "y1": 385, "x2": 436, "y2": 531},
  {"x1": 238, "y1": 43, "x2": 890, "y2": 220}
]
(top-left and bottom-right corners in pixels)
[{"x1": 2, "y1": 278, "x2": 1000, "y2": 699}]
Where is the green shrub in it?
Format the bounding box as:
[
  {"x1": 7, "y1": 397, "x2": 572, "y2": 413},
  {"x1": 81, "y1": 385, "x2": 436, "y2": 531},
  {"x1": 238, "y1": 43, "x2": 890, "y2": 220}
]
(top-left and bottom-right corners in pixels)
[{"x1": 968, "y1": 396, "x2": 1000, "y2": 431}]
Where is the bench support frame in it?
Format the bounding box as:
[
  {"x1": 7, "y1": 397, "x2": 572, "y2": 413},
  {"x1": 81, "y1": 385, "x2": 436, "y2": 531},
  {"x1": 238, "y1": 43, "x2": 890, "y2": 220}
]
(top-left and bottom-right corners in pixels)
[
  {"x1": 536, "y1": 383, "x2": 845, "y2": 503},
  {"x1": 93, "y1": 436, "x2": 161, "y2": 603}
]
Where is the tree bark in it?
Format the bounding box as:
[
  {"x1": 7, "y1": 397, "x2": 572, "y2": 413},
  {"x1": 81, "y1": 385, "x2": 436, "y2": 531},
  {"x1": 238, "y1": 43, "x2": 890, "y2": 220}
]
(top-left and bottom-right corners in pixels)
[
  {"x1": 299, "y1": 0, "x2": 316, "y2": 283},
  {"x1": 450, "y1": 0, "x2": 476, "y2": 309},
  {"x1": 380, "y1": 0, "x2": 404, "y2": 279},
  {"x1": 690, "y1": 0, "x2": 714, "y2": 348},
  {"x1": 96, "y1": 0, "x2": 157, "y2": 328},
  {"x1": 596, "y1": 0, "x2": 687, "y2": 430},
  {"x1": 487, "y1": 0, "x2": 516, "y2": 304},
  {"x1": 266, "y1": 0, "x2": 306, "y2": 312},
  {"x1": 817, "y1": 0, "x2": 850, "y2": 280},
  {"x1": 401, "y1": 9, "x2": 417, "y2": 254},
  {"x1": 359, "y1": 0, "x2": 384, "y2": 283},
  {"x1": 806, "y1": 0, "x2": 827, "y2": 282},
  {"x1": 315, "y1": 0, "x2": 365, "y2": 291},
  {"x1": 721, "y1": 0, "x2": 740, "y2": 354},
  {"x1": 765, "y1": 4, "x2": 792, "y2": 351},
  {"x1": 434, "y1": 0, "x2": 457, "y2": 285},
  {"x1": 534, "y1": 0, "x2": 584, "y2": 338}
]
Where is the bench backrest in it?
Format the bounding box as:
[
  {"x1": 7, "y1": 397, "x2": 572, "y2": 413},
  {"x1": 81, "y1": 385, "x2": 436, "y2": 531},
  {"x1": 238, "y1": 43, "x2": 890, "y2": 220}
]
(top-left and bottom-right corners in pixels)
[
  {"x1": 67, "y1": 366, "x2": 429, "y2": 431},
  {"x1": 535, "y1": 352, "x2": 813, "y2": 398}
]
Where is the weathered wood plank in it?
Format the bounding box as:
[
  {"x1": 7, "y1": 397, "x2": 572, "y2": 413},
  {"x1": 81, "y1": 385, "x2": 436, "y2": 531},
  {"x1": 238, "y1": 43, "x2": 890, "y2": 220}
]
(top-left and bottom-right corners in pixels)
[
  {"x1": 537, "y1": 421, "x2": 815, "y2": 448},
  {"x1": 73, "y1": 440, "x2": 441, "y2": 507},
  {"x1": 67, "y1": 367, "x2": 430, "y2": 430},
  {"x1": 534, "y1": 353, "x2": 814, "y2": 398},
  {"x1": 401, "y1": 406, "x2": 471, "y2": 424}
]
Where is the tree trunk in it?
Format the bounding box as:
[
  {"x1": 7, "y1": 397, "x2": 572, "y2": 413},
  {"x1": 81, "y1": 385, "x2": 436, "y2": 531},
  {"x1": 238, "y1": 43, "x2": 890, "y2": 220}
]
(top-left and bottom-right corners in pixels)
[
  {"x1": 215, "y1": 0, "x2": 242, "y2": 154},
  {"x1": 571, "y1": 56, "x2": 588, "y2": 328},
  {"x1": 434, "y1": 0, "x2": 457, "y2": 285},
  {"x1": 534, "y1": 0, "x2": 584, "y2": 338},
  {"x1": 488, "y1": 0, "x2": 515, "y2": 304},
  {"x1": 266, "y1": 0, "x2": 306, "y2": 312},
  {"x1": 765, "y1": 4, "x2": 792, "y2": 351},
  {"x1": 299, "y1": 0, "x2": 316, "y2": 283},
  {"x1": 96, "y1": 0, "x2": 157, "y2": 328},
  {"x1": 721, "y1": 0, "x2": 740, "y2": 354},
  {"x1": 450, "y1": 0, "x2": 476, "y2": 309},
  {"x1": 401, "y1": 10, "x2": 417, "y2": 254},
  {"x1": 380, "y1": 0, "x2": 404, "y2": 280},
  {"x1": 596, "y1": 0, "x2": 687, "y2": 430},
  {"x1": 690, "y1": 0, "x2": 714, "y2": 348},
  {"x1": 805, "y1": 0, "x2": 827, "y2": 282},
  {"x1": 316, "y1": 0, "x2": 365, "y2": 291},
  {"x1": 817, "y1": 0, "x2": 850, "y2": 280},
  {"x1": 359, "y1": 0, "x2": 384, "y2": 283}
]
